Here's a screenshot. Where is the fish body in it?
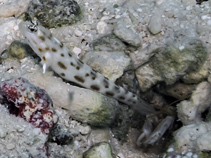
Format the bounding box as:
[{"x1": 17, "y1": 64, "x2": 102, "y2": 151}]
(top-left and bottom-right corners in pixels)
[{"x1": 19, "y1": 21, "x2": 155, "y2": 115}]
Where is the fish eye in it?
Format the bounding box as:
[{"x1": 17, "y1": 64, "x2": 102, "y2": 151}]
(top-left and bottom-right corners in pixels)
[
  {"x1": 27, "y1": 20, "x2": 38, "y2": 32},
  {"x1": 28, "y1": 24, "x2": 37, "y2": 32}
]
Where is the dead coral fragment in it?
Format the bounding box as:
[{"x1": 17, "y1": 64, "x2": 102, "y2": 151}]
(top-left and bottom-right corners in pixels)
[{"x1": 0, "y1": 77, "x2": 58, "y2": 134}]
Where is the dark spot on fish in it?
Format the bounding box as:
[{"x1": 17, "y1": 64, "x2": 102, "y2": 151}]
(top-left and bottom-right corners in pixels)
[
  {"x1": 58, "y1": 61, "x2": 67, "y2": 69},
  {"x1": 90, "y1": 71, "x2": 97, "y2": 80},
  {"x1": 60, "y1": 43, "x2": 63, "y2": 48},
  {"x1": 61, "y1": 53, "x2": 64, "y2": 57},
  {"x1": 77, "y1": 60, "x2": 84, "y2": 66},
  {"x1": 76, "y1": 66, "x2": 80, "y2": 70},
  {"x1": 85, "y1": 73, "x2": 89, "y2": 77},
  {"x1": 42, "y1": 56, "x2": 46, "y2": 61},
  {"x1": 74, "y1": 76, "x2": 85, "y2": 83},
  {"x1": 128, "y1": 99, "x2": 132, "y2": 102},
  {"x1": 48, "y1": 34, "x2": 52, "y2": 39},
  {"x1": 61, "y1": 73, "x2": 65, "y2": 76},
  {"x1": 90, "y1": 85, "x2": 100, "y2": 91},
  {"x1": 133, "y1": 101, "x2": 136, "y2": 104},
  {"x1": 105, "y1": 92, "x2": 114, "y2": 97},
  {"x1": 119, "y1": 96, "x2": 125, "y2": 100},
  {"x1": 38, "y1": 48, "x2": 43, "y2": 52},
  {"x1": 70, "y1": 62, "x2": 75, "y2": 67},
  {"x1": 103, "y1": 78, "x2": 109, "y2": 88},
  {"x1": 133, "y1": 94, "x2": 136, "y2": 97},
  {"x1": 114, "y1": 86, "x2": 120, "y2": 93},
  {"x1": 45, "y1": 47, "x2": 50, "y2": 51},
  {"x1": 68, "y1": 52, "x2": 72, "y2": 57},
  {"x1": 39, "y1": 36, "x2": 45, "y2": 41},
  {"x1": 52, "y1": 48, "x2": 57, "y2": 52}
]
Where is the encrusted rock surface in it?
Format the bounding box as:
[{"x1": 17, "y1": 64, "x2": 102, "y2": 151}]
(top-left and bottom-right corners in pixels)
[
  {"x1": 0, "y1": 77, "x2": 58, "y2": 134},
  {"x1": 82, "y1": 51, "x2": 132, "y2": 81},
  {"x1": 114, "y1": 20, "x2": 142, "y2": 47},
  {"x1": 27, "y1": 0, "x2": 81, "y2": 28},
  {"x1": 136, "y1": 37, "x2": 207, "y2": 91}
]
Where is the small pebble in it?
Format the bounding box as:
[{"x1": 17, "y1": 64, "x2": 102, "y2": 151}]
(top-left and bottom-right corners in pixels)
[
  {"x1": 97, "y1": 21, "x2": 109, "y2": 34},
  {"x1": 0, "y1": 129, "x2": 6, "y2": 138},
  {"x1": 201, "y1": 15, "x2": 208, "y2": 20},
  {"x1": 78, "y1": 125, "x2": 91, "y2": 135},
  {"x1": 148, "y1": 10, "x2": 162, "y2": 35},
  {"x1": 74, "y1": 29, "x2": 83, "y2": 36},
  {"x1": 72, "y1": 47, "x2": 82, "y2": 57},
  {"x1": 186, "y1": 152, "x2": 193, "y2": 157},
  {"x1": 14, "y1": 25, "x2": 19, "y2": 31},
  {"x1": 167, "y1": 147, "x2": 174, "y2": 152},
  {"x1": 179, "y1": 46, "x2": 185, "y2": 50},
  {"x1": 6, "y1": 143, "x2": 15, "y2": 150},
  {"x1": 193, "y1": 154, "x2": 198, "y2": 158}
]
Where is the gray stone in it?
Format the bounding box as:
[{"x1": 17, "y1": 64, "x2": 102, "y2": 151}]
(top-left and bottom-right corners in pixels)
[
  {"x1": 92, "y1": 34, "x2": 127, "y2": 52},
  {"x1": 83, "y1": 142, "x2": 114, "y2": 158},
  {"x1": 113, "y1": 21, "x2": 142, "y2": 47},
  {"x1": 129, "y1": 44, "x2": 157, "y2": 68},
  {"x1": 83, "y1": 51, "x2": 132, "y2": 82},
  {"x1": 148, "y1": 10, "x2": 162, "y2": 35},
  {"x1": 158, "y1": 83, "x2": 196, "y2": 100},
  {"x1": 136, "y1": 63, "x2": 162, "y2": 92}
]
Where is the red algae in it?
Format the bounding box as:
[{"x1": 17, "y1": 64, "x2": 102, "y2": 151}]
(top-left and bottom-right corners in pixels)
[{"x1": 0, "y1": 77, "x2": 58, "y2": 134}]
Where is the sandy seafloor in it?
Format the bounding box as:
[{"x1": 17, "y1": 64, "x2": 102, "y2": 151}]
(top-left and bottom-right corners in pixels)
[{"x1": 0, "y1": 0, "x2": 211, "y2": 158}]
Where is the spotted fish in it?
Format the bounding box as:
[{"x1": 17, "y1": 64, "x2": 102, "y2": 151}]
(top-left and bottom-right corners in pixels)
[{"x1": 19, "y1": 20, "x2": 155, "y2": 115}]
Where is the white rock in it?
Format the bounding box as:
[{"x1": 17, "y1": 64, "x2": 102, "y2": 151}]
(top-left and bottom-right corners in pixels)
[
  {"x1": 174, "y1": 122, "x2": 211, "y2": 154},
  {"x1": 167, "y1": 147, "x2": 174, "y2": 152},
  {"x1": 196, "y1": 131, "x2": 211, "y2": 151},
  {"x1": 72, "y1": 47, "x2": 82, "y2": 57},
  {"x1": 0, "y1": 19, "x2": 22, "y2": 53},
  {"x1": 0, "y1": 0, "x2": 29, "y2": 17},
  {"x1": 0, "y1": 106, "x2": 48, "y2": 157},
  {"x1": 177, "y1": 82, "x2": 211, "y2": 125},
  {"x1": 97, "y1": 21, "x2": 110, "y2": 34}
]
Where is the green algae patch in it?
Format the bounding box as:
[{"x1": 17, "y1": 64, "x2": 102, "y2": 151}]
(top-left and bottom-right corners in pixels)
[{"x1": 150, "y1": 38, "x2": 207, "y2": 85}]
